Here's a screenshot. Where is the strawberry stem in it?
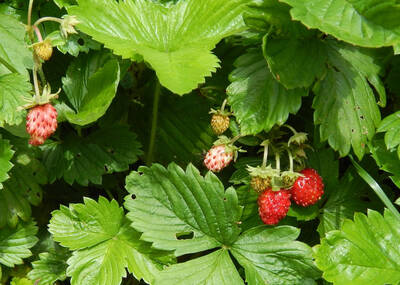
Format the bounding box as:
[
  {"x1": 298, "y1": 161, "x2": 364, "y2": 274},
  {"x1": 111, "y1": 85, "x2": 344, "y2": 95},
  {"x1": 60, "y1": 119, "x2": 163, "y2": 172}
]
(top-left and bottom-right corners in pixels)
[
  {"x1": 287, "y1": 148, "x2": 293, "y2": 172},
  {"x1": 34, "y1": 16, "x2": 63, "y2": 27},
  {"x1": 146, "y1": 79, "x2": 161, "y2": 166},
  {"x1": 284, "y1": 124, "x2": 297, "y2": 135},
  {"x1": 28, "y1": 0, "x2": 34, "y2": 27},
  {"x1": 220, "y1": 99, "x2": 227, "y2": 112},
  {"x1": 32, "y1": 25, "x2": 43, "y2": 42},
  {"x1": 230, "y1": 134, "x2": 242, "y2": 144},
  {"x1": 33, "y1": 66, "x2": 41, "y2": 101},
  {"x1": 275, "y1": 152, "x2": 280, "y2": 172},
  {"x1": 261, "y1": 142, "x2": 269, "y2": 168}
]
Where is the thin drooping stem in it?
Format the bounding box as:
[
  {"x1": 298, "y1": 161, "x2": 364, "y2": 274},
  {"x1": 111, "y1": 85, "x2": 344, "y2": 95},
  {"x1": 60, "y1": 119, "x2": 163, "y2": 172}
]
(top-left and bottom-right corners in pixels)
[
  {"x1": 28, "y1": 0, "x2": 34, "y2": 27},
  {"x1": 34, "y1": 16, "x2": 63, "y2": 27},
  {"x1": 284, "y1": 124, "x2": 297, "y2": 135},
  {"x1": 230, "y1": 134, "x2": 242, "y2": 144},
  {"x1": 32, "y1": 66, "x2": 41, "y2": 100},
  {"x1": 275, "y1": 152, "x2": 280, "y2": 171},
  {"x1": 262, "y1": 143, "x2": 269, "y2": 168},
  {"x1": 146, "y1": 80, "x2": 161, "y2": 166},
  {"x1": 32, "y1": 25, "x2": 43, "y2": 42},
  {"x1": 220, "y1": 99, "x2": 228, "y2": 112},
  {"x1": 287, "y1": 149, "x2": 293, "y2": 172}
]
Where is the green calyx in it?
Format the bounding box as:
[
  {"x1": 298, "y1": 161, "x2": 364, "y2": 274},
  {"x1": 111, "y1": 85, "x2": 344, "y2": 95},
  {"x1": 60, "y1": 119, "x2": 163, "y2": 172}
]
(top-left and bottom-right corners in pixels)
[
  {"x1": 18, "y1": 84, "x2": 60, "y2": 111},
  {"x1": 280, "y1": 170, "x2": 302, "y2": 189},
  {"x1": 213, "y1": 135, "x2": 245, "y2": 162},
  {"x1": 247, "y1": 164, "x2": 279, "y2": 179},
  {"x1": 209, "y1": 108, "x2": 232, "y2": 117}
]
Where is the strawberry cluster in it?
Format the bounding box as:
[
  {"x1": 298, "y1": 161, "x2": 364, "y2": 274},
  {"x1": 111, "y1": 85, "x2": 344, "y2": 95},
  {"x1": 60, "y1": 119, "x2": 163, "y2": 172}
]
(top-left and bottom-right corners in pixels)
[{"x1": 26, "y1": 103, "x2": 58, "y2": 146}]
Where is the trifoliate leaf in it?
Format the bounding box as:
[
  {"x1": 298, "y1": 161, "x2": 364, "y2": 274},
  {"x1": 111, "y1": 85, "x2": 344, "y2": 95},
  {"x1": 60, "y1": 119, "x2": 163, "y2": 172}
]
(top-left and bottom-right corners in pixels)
[
  {"x1": 124, "y1": 163, "x2": 242, "y2": 256},
  {"x1": 263, "y1": 37, "x2": 327, "y2": 89},
  {"x1": 68, "y1": 0, "x2": 251, "y2": 95},
  {"x1": 28, "y1": 250, "x2": 69, "y2": 285},
  {"x1": 0, "y1": 137, "x2": 47, "y2": 228},
  {"x1": 0, "y1": 14, "x2": 32, "y2": 78},
  {"x1": 42, "y1": 125, "x2": 142, "y2": 186},
  {"x1": 0, "y1": 221, "x2": 38, "y2": 267},
  {"x1": 313, "y1": 41, "x2": 383, "y2": 159},
  {"x1": 62, "y1": 51, "x2": 120, "y2": 126},
  {"x1": 49, "y1": 197, "x2": 169, "y2": 285},
  {"x1": 0, "y1": 74, "x2": 31, "y2": 126},
  {"x1": 369, "y1": 137, "x2": 400, "y2": 188},
  {"x1": 281, "y1": 0, "x2": 400, "y2": 49},
  {"x1": 315, "y1": 209, "x2": 400, "y2": 285},
  {"x1": 154, "y1": 249, "x2": 242, "y2": 285},
  {"x1": 377, "y1": 111, "x2": 400, "y2": 157},
  {"x1": 231, "y1": 226, "x2": 321, "y2": 284},
  {"x1": 226, "y1": 50, "x2": 306, "y2": 135},
  {"x1": 0, "y1": 138, "x2": 14, "y2": 189}
]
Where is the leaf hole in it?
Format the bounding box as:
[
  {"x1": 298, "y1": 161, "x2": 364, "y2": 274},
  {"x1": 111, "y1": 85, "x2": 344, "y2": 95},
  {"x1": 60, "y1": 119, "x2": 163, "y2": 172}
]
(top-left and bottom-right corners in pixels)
[
  {"x1": 131, "y1": 194, "x2": 136, "y2": 200},
  {"x1": 223, "y1": 197, "x2": 227, "y2": 201},
  {"x1": 351, "y1": 129, "x2": 355, "y2": 133},
  {"x1": 104, "y1": 165, "x2": 109, "y2": 172},
  {"x1": 77, "y1": 38, "x2": 84, "y2": 45},
  {"x1": 360, "y1": 115, "x2": 364, "y2": 120},
  {"x1": 176, "y1": 231, "x2": 194, "y2": 240}
]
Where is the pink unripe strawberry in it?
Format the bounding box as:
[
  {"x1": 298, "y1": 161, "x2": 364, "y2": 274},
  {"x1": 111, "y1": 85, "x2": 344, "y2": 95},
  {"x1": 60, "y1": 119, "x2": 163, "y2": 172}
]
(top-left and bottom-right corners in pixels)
[
  {"x1": 204, "y1": 145, "x2": 233, "y2": 172},
  {"x1": 26, "y1": 103, "x2": 58, "y2": 146}
]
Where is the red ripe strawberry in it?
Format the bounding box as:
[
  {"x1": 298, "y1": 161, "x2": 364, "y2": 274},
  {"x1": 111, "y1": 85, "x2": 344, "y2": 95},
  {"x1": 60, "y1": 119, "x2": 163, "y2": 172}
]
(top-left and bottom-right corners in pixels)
[
  {"x1": 291, "y1": 168, "x2": 324, "y2": 207},
  {"x1": 204, "y1": 145, "x2": 233, "y2": 172},
  {"x1": 26, "y1": 103, "x2": 58, "y2": 146},
  {"x1": 258, "y1": 189, "x2": 291, "y2": 225}
]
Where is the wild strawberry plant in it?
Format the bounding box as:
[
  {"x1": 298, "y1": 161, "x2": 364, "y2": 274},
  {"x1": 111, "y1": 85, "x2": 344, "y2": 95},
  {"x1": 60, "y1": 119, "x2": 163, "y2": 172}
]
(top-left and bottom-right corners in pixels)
[{"x1": 1, "y1": 0, "x2": 400, "y2": 284}]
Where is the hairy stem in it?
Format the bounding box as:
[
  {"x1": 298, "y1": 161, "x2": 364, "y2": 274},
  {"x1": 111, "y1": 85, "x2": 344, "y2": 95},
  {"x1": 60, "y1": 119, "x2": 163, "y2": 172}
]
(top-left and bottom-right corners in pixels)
[
  {"x1": 32, "y1": 25, "x2": 43, "y2": 42},
  {"x1": 275, "y1": 152, "x2": 280, "y2": 172},
  {"x1": 220, "y1": 99, "x2": 228, "y2": 112},
  {"x1": 146, "y1": 80, "x2": 161, "y2": 166},
  {"x1": 33, "y1": 66, "x2": 41, "y2": 100},
  {"x1": 28, "y1": 0, "x2": 34, "y2": 27},
  {"x1": 34, "y1": 16, "x2": 63, "y2": 27},
  {"x1": 262, "y1": 143, "x2": 269, "y2": 168},
  {"x1": 287, "y1": 149, "x2": 293, "y2": 172}
]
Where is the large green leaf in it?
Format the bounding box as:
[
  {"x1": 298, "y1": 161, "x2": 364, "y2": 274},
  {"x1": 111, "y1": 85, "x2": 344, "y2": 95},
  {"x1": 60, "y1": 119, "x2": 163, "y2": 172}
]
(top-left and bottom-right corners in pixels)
[
  {"x1": 0, "y1": 14, "x2": 32, "y2": 77},
  {"x1": 281, "y1": 0, "x2": 400, "y2": 49},
  {"x1": 42, "y1": 125, "x2": 142, "y2": 186},
  {"x1": 263, "y1": 37, "x2": 327, "y2": 89},
  {"x1": 0, "y1": 138, "x2": 14, "y2": 189},
  {"x1": 0, "y1": 221, "x2": 38, "y2": 268},
  {"x1": 62, "y1": 52, "x2": 120, "y2": 126},
  {"x1": 315, "y1": 209, "x2": 400, "y2": 285},
  {"x1": 231, "y1": 226, "x2": 321, "y2": 285},
  {"x1": 49, "y1": 197, "x2": 169, "y2": 285},
  {"x1": 124, "y1": 163, "x2": 242, "y2": 256},
  {"x1": 0, "y1": 137, "x2": 47, "y2": 228},
  {"x1": 226, "y1": 50, "x2": 306, "y2": 135},
  {"x1": 0, "y1": 74, "x2": 32, "y2": 126},
  {"x1": 154, "y1": 249, "x2": 242, "y2": 285},
  {"x1": 313, "y1": 41, "x2": 383, "y2": 159},
  {"x1": 68, "y1": 0, "x2": 250, "y2": 95}
]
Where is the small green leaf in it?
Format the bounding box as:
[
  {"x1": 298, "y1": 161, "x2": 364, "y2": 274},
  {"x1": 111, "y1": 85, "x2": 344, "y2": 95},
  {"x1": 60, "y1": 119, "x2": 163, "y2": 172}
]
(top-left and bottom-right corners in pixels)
[
  {"x1": 62, "y1": 52, "x2": 120, "y2": 126},
  {"x1": 315, "y1": 209, "x2": 400, "y2": 285},
  {"x1": 0, "y1": 14, "x2": 33, "y2": 77},
  {"x1": 28, "y1": 250, "x2": 69, "y2": 285},
  {"x1": 377, "y1": 111, "x2": 400, "y2": 155},
  {"x1": 227, "y1": 50, "x2": 306, "y2": 135},
  {"x1": 42, "y1": 125, "x2": 142, "y2": 186},
  {"x1": 154, "y1": 249, "x2": 242, "y2": 285},
  {"x1": 231, "y1": 226, "x2": 321, "y2": 284},
  {"x1": 0, "y1": 138, "x2": 14, "y2": 189},
  {"x1": 124, "y1": 163, "x2": 242, "y2": 256},
  {"x1": 0, "y1": 74, "x2": 32, "y2": 126},
  {"x1": 69, "y1": 0, "x2": 251, "y2": 95},
  {"x1": 313, "y1": 41, "x2": 383, "y2": 159},
  {"x1": 10, "y1": 277, "x2": 33, "y2": 285},
  {"x1": 49, "y1": 197, "x2": 169, "y2": 285},
  {"x1": 0, "y1": 221, "x2": 38, "y2": 267},
  {"x1": 281, "y1": 0, "x2": 400, "y2": 49}
]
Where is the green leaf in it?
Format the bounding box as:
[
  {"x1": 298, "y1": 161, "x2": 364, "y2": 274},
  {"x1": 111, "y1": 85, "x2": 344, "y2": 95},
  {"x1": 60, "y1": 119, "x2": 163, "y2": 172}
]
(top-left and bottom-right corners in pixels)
[
  {"x1": 227, "y1": 50, "x2": 306, "y2": 135},
  {"x1": 49, "y1": 197, "x2": 169, "y2": 285},
  {"x1": 131, "y1": 90, "x2": 214, "y2": 166},
  {"x1": 28, "y1": 250, "x2": 69, "y2": 285},
  {"x1": 0, "y1": 137, "x2": 47, "y2": 228},
  {"x1": 281, "y1": 0, "x2": 400, "y2": 49},
  {"x1": 315, "y1": 209, "x2": 400, "y2": 285},
  {"x1": 0, "y1": 14, "x2": 32, "y2": 77},
  {"x1": 62, "y1": 52, "x2": 120, "y2": 126},
  {"x1": 0, "y1": 221, "x2": 38, "y2": 267},
  {"x1": 317, "y1": 168, "x2": 379, "y2": 236},
  {"x1": 42, "y1": 125, "x2": 142, "y2": 186},
  {"x1": 124, "y1": 163, "x2": 242, "y2": 256},
  {"x1": 231, "y1": 226, "x2": 321, "y2": 284},
  {"x1": 369, "y1": 137, "x2": 400, "y2": 188},
  {"x1": 313, "y1": 41, "x2": 383, "y2": 159},
  {"x1": 263, "y1": 37, "x2": 327, "y2": 89},
  {"x1": 10, "y1": 277, "x2": 33, "y2": 285},
  {"x1": 69, "y1": 0, "x2": 250, "y2": 95},
  {"x1": 0, "y1": 74, "x2": 31, "y2": 126},
  {"x1": 377, "y1": 111, "x2": 400, "y2": 156},
  {"x1": 154, "y1": 249, "x2": 242, "y2": 285},
  {"x1": 0, "y1": 138, "x2": 14, "y2": 189}
]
